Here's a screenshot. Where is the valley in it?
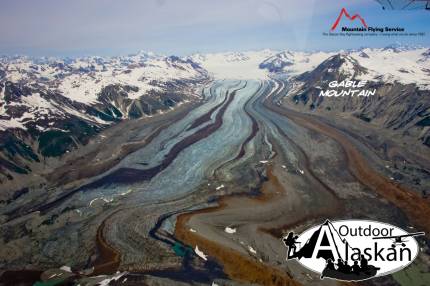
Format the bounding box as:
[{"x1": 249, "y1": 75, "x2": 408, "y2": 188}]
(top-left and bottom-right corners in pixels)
[{"x1": 1, "y1": 47, "x2": 430, "y2": 286}]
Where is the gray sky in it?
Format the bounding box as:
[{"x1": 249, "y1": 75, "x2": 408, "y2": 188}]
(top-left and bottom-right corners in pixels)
[{"x1": 0, "y1": 0, "x2": 428, "y2": 56}]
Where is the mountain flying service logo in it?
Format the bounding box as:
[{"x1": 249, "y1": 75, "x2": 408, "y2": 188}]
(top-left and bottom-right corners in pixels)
[
  {"x1": 328, "y1": 7, "x2": 406, "y2": 33},
  {"x1": 283, "y1": 219, "x2": 424, "y2": 281},
  {"x1": 331, "y1": 8, "x2": 368, "y2": 31}
]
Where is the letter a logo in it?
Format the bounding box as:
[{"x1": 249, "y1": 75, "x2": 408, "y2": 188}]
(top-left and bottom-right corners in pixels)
[{"x1": 312, "y1": 226, "x2": 339, "y2": 259}]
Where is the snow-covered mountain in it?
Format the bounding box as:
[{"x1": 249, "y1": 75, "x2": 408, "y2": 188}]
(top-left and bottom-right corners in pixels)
[
  {"x1": 259, "y1": 51, "x2": 336, "y2": 74},
  {"x1": 190, "y1": 50, "x2": 276, "y2": 79},
  {"x1": 1, "y1": 46, "x2": 429, "y2": 182},
  {"x1": 0, "y1": 52, "x2": 209, "y2": 182},
  {"x1": 1, "y1": 52, "x2": 207, "y2": 103},
  {"x1": 348, "y1": 47, "x2": 430, "y2": 89},
  {"x1": 260, "y1": 47, "x2": 430, "y2": 89},
  {"x1": 273, "y1": 47, "x2": 430, "y2": 148}
]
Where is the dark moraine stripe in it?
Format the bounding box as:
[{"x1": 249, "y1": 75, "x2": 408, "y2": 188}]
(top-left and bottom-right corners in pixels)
[
  {"x1": 34, "y1": 83, "x2": 247, "y2": 214},
  {"x1": 233, "y1": 82, "x2": 262, "y2": 160},
  {"x1": 186, "y1": 80, "x2": 243, "y2": 131},
  {"x1": 258, "y1": 80, "x2": 341, "y2": 199},
  {"x1": 212, "y1": 82, "x2": 263, "y2": 174},
  {"x1": 186, "y1": 90, "x2": 228, "y2": 131}
]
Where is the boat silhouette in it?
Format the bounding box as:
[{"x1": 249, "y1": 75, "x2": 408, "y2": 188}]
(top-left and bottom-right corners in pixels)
[{"x1": 321, "y1": 264, "x2": 380, "y2": 281}]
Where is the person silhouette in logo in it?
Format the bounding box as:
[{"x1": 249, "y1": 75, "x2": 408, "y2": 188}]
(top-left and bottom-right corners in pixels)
[
  {"x1": 343, "y1": 260, "x2": 352, "y2": 273},
  {"x1": 360, "y1": 254, "x2": 369, "y2": 271},
  {"x1": 337, "y1": 258, "x2": 345, "y2": 272},
  {"x1": 326, "y1": 258, "x2": 335, "y2": 270},
  {"x1": 321, "y1": 258, "x2": 335, "y2": 279},
  {"x1": 283, "y1": 232, "x2": 299, "y2": 258},
  {"x1": 352, "y1": 260, "x2": 361, "y2": 275}
]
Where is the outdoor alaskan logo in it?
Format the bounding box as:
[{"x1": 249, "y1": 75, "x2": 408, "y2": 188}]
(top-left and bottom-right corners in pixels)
[{"x1": 283, "y1": 219, "x2": 425, "y2": 281}]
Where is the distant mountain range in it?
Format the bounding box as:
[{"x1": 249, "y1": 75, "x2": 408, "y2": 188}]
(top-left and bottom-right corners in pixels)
[
  {"x1": 1, "y1": 45, "x2": 429, "y2": 183},
  {"x1": 0, "y1": 52, "x2": 209, "y2": 182},
  {"x1": 189, "y1": 50, "x2": 275, "y2": 79},
  {"x1": 260, "y1": 47, "x2": 430, "y2": 88}
]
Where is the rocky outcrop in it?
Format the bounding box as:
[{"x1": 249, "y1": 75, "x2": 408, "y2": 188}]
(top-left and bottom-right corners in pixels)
[{"x1": 282, "y1": 53, "x2": 430, "y2": 148}]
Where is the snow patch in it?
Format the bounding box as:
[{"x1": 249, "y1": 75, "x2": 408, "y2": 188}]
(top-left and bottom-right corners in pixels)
[
  {"x1": 195, "y1": 245, "x2": 208, "y2": 261},
  {"x1": 59, "y1": 265, "x2": 72, "y2": 272},
  {"x1": 191, "y1": 50, "x2": 276, "y2": 80},
  {"x1": 215, "y1": 184, "x2": 225, "y2": 190},
  {"x1": 96, "y1": 272, "x2": 127, "y2": 286}
]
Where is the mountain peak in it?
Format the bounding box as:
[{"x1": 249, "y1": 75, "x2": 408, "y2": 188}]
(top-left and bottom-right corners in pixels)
[
  {"x1": 381, "y1": 43, "x2": 419, "y2": 53},
  {"x1": 296, "y1": 52, "x2": 367, "y2": 83}
]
